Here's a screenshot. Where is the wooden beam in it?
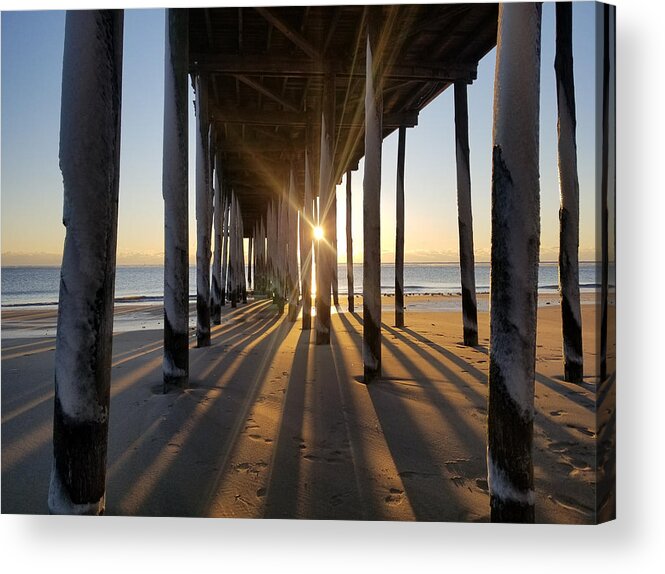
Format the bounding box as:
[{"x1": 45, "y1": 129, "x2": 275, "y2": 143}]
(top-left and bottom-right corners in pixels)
[
  {"x1": 255, "y1": 7, "x2": 321, "y2": 60},
  {"x1": 323, "y1": 7, "x2": 342, "y2": 55},
  {"x1": 211, "y1": 106, "x2": 417, "y2": 128},
  {"x1": 234, "y1": 74, "x2": 300, "y2": 112},
  {"x1": 191, "y1": 53, "x2": 477, "y2": 82}
]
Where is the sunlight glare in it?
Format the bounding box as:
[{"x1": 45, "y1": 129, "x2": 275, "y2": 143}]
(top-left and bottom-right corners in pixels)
[{"x1": 313, "y1": 225, "x2": 324, "y2": 241}]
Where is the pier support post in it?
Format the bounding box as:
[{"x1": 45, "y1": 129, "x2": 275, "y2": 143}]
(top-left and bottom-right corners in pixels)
[
  {"x1": 277, "y1": 193, "x2": 288, "y2": 314},
  {"x1": 395, "y1": 126, "x2": 406, "y2": 328},
  {"x1": 229, "y1": 194, "x2": 238, "y2": 308},
  {"x1": 49, "y1": 9, "x2": 124, "y2": 515},
  {"x1": 162, "y1": 8, "x2": 189, "y2": 390},
  {"x1": 301, "y1": 151, "x2": 314, "y2": 329},
  {"x1": 288, "y1": 167, "x2": 300, "y2": 321},
  {"x1": 316, "y1": 72, "x2": 335, "y2": 344},
  {"x1": 599, "y1": 4, "x2": 613, "y2": 383},
  {"x1": 240, "y1": 219, "x2": 248, "y2": 304},
  {"x1": 346, "y1": 170, "x2": 354, "y2": 313},
  {"x1": 195, "y1": 76, "x2": 212, "y2": 347},
  {"x1": 221, "y1": 188, "x2": 229, "y2": 306},
  {"x1": 454, "y1": 81, "x2": 479, "y2": 346},
  {"x1": 487, "y1": 2, "x2": 542, "y2": 523},
  {"x1": 332, "y1": 184, "x2": 339, "y2": 308},
  {"x1": 555, "y1": 3, "x2": 583, "y2": 383},
  {"x1": 211, "y1": 150, "x2": 223, "y2": 324},
  {"x1": 363, "y1": 9, "x2": 383, "y2": 382},
  {"x1": 248, "y1": 234, "x2": 253, "y2": 291}
]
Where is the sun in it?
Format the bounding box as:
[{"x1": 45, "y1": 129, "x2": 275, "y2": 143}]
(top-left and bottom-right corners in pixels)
[{"x1": 313, "y1": 225, "x2": 324, "y2": 241}]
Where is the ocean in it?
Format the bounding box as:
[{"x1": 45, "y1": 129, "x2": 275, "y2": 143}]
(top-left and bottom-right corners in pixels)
[{"x1": 1, "y1": 262, "x2": 602, "y2": 307}]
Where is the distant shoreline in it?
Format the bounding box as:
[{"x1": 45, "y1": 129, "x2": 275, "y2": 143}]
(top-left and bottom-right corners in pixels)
[
  {"x1": 1, "y1": 260, "x2": 604, "y2": 269},
  {"x1": 1, "y1": 286, "x2": 608, "y2": 310}
]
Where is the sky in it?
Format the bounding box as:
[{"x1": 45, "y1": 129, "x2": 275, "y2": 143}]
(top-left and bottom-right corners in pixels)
[{"x1": 1, "y1": 2, "x2": 599, "y2": 266}]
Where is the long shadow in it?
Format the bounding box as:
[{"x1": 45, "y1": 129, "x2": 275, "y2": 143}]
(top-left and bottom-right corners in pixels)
[
  {"x1": 391, "y1": 324, "x2": 596, "y2": 498},
  {"x1": 297, "y1": 336, "x2": 365, "y2": 520},
  {"x1": 336, "y1": 312, "x2": 487, "y2": 521},
  {"x1": 1, "y1": 339, "x2": 56, "y2": 361},
  {"x1": 328, "y1": 326, "x2": 389, "y2": 520},
  {"x1": 263, "y1": 329, "x2": 311, "y2": 518},
  {"x1": 106, "y1": 307, "x2": 286, "y2": 516},
  {"x1": 394, "y1": 324, "x2": 596, "y2": 452},
  {"x1": 383, "y1": 323, "x2": 487, "y2": 406},
  {"x1": 535, "y1": 373, "x2": 596, "y2": 413},
  {"x1": 401, "y1": 326, "x2": 487, "y2": 384},
  {"x1": 472, "y1": 342, "x2": 597, "y2": 413},
  {"x1": 1, "y1": 327, "x2": 160, "y2": 514},
  {"x1": 1, "y1": 299, "x2": 285, "y2": 515}
]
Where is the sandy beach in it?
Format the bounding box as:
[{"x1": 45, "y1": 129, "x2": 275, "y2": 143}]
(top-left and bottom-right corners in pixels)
[{"x1": 1, "y1": 293, "x2": 604, "y2": 522}]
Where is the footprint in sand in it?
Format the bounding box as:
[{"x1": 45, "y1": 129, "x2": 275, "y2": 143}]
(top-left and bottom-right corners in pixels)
[
  {"x1": 256, "y1": 487, "x2": 266, "y2": 498},
  {"x1": 385, "y1": 488, "x2": 404, "y2": 505},
  {"x1": 248, "y1": 434, "x2": 262, "y2": 441},
  {"x1": 548, "y1": 440, "x2": 577, "y2": 453},
  {"x1": 547, "y1": 494, "x2": 593, "y2": 518},
  {"x1": 398, "y1": 470, "x2": 438, "y2": 479},
  {"x1": 566, "y1": 424, "x2": 596, "y2": 438},
  {"x1": 475, "y1": 478, "x2": 489, "y2": 492},
  {"x1": 550, "y1": 410, "x2": 567, "y2": 417}
]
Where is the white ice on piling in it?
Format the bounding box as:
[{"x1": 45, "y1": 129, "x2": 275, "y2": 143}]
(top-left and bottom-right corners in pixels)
[
  {"x1": 56, "y1": 11, "x2": 121, "y2": 422},
  {"x1": 490, "y1": 3, "x2": 542, "y2": 414},
  {"x1": 487, "y1": 451, "x2": 535, "y2": 506},
  {"x1": 48, "y1": 461, "x2": 105, "y2": 515}
]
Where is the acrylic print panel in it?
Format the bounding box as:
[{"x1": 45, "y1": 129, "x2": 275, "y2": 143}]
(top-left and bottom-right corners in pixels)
[{"x1": 1, "y1": 1, "x2": 615, "y2": 523}]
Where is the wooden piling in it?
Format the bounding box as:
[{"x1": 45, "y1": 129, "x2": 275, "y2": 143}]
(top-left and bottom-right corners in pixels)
[
  {"x1": 395, "y1": 126, "x2": 406, "y2": 328},
  {"x1": 288, "y1": 167, "x2": 300, "y2": 321},
  {"x1": 363, "y1": 9, "x2": 383, "y2": 382},
  {"x1": 248, "y1": 234, "x2": 253, "y2": 291},
  {"x1": 195, "y1": 76, "x2": 212, "y2": 347},
  {"x1": 316, "y1": 72, "x2": 335, "y2": 344},
  {"x1": 301, "y1": 151, "x2": 314, "y2": 329},
  {"x1": 345, "y1": 170, "x2": 354, "y2": 313},
  {"x1": 49, "y1": 9, "x2": 124, "y2": 515},
  {"x1": 221, "y1": 187, "x2": 229, "y2": 306},
  {"x1": 229, "y1": 194, "x2": 238, "y2": 308},
  {"x1": 487, "y1": 2, "x2": 542, "y2": 523},
  {"x1": 454, "y1": 81, "x2": 479, "y2": 346},
  {"x1": 555, "y1": 3, "x2": 583, "y2": 382},
  {"x1": 600, "y1": 3, "x2": 611, "y2": 382},
  {"x1": 162, "y1": 8, "x2": 189, "y2": 390},
  {"x1": 332, "y1": 183, "x2": 339, "y2": 308},
  {"x1": 211, "y1": 150, "x2": 223, "y2": 324}
]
